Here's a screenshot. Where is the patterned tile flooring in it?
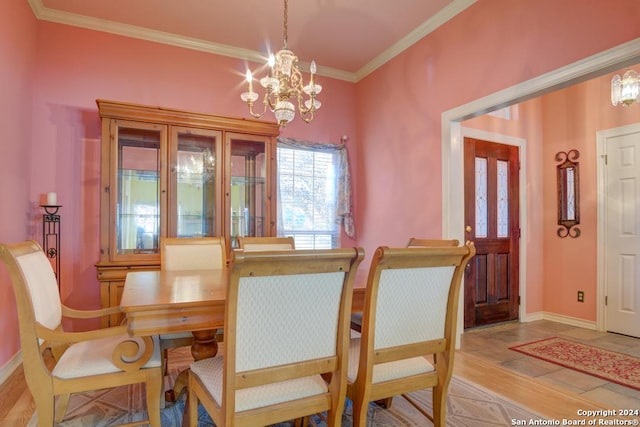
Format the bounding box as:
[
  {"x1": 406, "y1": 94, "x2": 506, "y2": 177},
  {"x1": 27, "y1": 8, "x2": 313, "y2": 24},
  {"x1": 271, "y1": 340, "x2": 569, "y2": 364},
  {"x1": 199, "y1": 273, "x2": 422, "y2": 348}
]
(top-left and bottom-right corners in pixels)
[{"x1": 458, "y1": 320, "x2": 640, "y2": 409}]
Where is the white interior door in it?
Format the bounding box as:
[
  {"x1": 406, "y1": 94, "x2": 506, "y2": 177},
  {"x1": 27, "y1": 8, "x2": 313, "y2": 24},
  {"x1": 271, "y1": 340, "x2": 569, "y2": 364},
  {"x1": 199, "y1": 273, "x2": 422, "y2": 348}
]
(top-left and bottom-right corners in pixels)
[{"x1": 604, "y1": 127, "x2": 640, "y2": 338}]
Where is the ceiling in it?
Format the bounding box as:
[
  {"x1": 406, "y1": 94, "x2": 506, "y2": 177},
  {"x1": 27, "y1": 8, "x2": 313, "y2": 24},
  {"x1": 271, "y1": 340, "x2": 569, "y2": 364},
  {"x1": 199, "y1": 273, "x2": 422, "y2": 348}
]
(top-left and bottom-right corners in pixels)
[{"x1": 30, "y1": 0, "x2": 475, "y2": 82}]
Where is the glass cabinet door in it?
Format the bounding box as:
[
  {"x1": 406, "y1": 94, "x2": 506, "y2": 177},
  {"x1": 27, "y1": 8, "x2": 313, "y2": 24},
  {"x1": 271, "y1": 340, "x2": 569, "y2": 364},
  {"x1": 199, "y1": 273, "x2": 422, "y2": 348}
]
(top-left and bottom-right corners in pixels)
[
  {"x1": 169, "y1": 127, "x2": 223, "y2": 238},
  {"x1": 226, "y1": 133, "x2": 271, "y2": 249},
  {"x1": 112, "y1": 120, "x2": 166, "y2": 259}
]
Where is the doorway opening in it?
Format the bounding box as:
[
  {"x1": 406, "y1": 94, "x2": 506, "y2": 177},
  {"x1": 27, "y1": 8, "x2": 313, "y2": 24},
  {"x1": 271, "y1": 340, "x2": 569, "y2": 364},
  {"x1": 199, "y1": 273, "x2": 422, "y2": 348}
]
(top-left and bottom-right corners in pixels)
[{"x1": 443, "y1": 38, "x2": 640, "y2": 344}]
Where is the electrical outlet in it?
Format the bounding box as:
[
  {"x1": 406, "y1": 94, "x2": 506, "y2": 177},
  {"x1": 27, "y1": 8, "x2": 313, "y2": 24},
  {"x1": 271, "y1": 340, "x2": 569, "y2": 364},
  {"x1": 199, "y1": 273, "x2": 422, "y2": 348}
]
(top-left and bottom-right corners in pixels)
[{"x1": 577, "y1": 291, "x2": 584, "y2": 302}]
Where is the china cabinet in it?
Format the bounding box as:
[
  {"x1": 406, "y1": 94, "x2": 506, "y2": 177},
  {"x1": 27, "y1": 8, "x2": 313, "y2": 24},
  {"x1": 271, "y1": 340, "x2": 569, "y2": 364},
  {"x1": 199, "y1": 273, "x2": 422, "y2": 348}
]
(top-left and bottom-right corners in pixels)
[{"x1": 96, "y1": 100, "x2": 279, "y2": 326}]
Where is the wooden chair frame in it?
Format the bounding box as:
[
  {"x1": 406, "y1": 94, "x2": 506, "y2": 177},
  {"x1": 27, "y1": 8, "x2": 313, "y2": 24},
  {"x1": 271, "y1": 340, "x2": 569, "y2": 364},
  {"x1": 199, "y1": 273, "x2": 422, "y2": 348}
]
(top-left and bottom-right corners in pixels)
[
  {"x1": 347, "y1": 242, "x2": 475, "y2": 427},
  {"x1": 0, "y1": 240, "x2": 161, "y2": 426},
  {"x1": 237, "y1": 236, "x2": 295, "y2": 251},
  {"x1": 406, "y1": 238, "x2": 459, "y2": 248},
  {"x1": 188, "y1": 248, "x2": 364, "y2": 427}
]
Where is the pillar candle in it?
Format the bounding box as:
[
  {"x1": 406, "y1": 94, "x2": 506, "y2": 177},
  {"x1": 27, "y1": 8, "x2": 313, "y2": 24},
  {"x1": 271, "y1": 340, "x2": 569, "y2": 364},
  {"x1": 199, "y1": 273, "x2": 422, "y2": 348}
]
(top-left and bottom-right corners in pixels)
[{"x1": 47, "y1": 192, "x2": 57, "y2": 205}]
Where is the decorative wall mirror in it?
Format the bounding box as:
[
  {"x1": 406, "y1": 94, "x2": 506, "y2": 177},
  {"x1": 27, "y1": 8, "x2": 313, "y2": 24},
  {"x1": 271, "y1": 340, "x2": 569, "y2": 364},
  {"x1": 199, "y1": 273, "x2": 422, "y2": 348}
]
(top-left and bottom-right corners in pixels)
[{"x1": 556, "y1": 149, "x2": 580, "y2": 238}]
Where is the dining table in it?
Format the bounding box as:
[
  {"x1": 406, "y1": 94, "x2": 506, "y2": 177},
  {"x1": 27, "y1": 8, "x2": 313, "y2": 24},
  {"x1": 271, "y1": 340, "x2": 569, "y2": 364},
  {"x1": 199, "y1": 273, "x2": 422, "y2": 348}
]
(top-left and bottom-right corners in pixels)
[
  {"x1": 120, "y1": 268, "x2": 367, "y2": 357},
  {"x1": 120, "y1": 268, "x2": 228, "y2": 362},
  {"x1": 120, "y1": 267, "x2": 367, "y2": 424}
]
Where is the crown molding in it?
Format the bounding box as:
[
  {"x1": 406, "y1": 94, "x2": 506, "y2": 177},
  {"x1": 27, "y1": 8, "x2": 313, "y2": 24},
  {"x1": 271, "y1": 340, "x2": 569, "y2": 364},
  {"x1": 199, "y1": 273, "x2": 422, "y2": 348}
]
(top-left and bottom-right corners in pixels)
[
  {"x1": 355, "y1": 0, "x2": 476, "y2": 81},
  {"x1": 28, "y1": 0, "x2": 474, "y2": 84}
]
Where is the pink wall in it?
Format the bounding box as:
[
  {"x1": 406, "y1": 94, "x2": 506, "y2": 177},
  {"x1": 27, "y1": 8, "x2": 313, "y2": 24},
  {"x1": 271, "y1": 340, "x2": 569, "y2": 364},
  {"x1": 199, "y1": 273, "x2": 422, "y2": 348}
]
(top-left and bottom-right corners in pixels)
[
  {"x1": 0, "y1": 1, "x2": 38, "y2": 369},
  {"x1": 354, "y1": 0, "x2": 640, "y2": 259},
  {"x1": 541, "y1": 70, "x2": 640, "y2": 320},
  {"x1": 1, "y1": 0, "x2": 640, "y2": 372},
  {"x1": 352, "y1": 0, "x2": 640, "y2": 302}
]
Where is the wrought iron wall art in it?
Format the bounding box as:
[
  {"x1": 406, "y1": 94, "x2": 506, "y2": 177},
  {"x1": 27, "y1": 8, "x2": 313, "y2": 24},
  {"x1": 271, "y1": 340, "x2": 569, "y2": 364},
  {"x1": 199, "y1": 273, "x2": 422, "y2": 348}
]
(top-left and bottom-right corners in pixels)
[
  {"x1": 41, "y1": 204, "x2": 61, "y2": 289},
  {"x1": 556, "y1": 149, "x2": 580, "y2": 238}
]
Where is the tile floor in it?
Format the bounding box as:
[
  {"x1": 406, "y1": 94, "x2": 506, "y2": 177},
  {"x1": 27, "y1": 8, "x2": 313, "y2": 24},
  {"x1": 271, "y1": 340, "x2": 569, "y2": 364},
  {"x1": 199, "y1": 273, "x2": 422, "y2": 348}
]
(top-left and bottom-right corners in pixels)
[{"x1": 458, "y1": 320, "x2": 640, "y2": 409}]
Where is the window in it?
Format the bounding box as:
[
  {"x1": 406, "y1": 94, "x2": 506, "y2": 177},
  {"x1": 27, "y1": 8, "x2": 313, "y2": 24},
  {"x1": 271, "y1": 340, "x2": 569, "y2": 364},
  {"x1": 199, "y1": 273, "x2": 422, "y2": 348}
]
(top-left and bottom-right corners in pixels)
[{"x1": 277, "y1": 146, "x2": 339, "y2": 249}]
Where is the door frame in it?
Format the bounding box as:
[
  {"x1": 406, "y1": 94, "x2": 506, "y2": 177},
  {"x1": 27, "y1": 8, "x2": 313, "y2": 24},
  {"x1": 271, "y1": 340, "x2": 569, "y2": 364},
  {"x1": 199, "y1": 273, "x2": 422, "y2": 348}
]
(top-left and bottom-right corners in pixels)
[
  {"x1": 442, "y1": 38, "x2": 640, "y2": 346},
  {"x1": 596, "y1": 123, "x2": 640, "y2": 333},
  {"x1": 462, "y1": 129, "x2": 527, "y2": 328}
]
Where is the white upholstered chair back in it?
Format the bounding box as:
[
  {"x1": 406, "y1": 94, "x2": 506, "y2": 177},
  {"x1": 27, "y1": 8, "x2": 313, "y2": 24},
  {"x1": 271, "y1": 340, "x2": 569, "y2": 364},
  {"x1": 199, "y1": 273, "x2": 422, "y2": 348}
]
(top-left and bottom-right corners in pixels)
[
  {"x1": 350, "y1": 239, "x2": 460, "y2": 335},
  {"x1": 16, "y1": 249, "x2": 63, "y2": 333},
  {"x1": 374, "y1": 266, "x2": 455, "y2": 350},
  {"x1": 235, "y1": 271, "x2": 344, "y2": 371},
  {"x1": 161, "y1": 237, "x2": 226, "y2": 271}
]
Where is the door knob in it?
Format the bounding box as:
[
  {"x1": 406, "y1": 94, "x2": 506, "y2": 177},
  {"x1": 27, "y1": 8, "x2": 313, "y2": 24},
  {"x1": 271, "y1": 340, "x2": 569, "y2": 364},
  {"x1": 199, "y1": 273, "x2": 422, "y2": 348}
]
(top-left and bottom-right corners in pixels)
[{"x1": 465, "y1": 225, "x2": 472, "y2": 233}]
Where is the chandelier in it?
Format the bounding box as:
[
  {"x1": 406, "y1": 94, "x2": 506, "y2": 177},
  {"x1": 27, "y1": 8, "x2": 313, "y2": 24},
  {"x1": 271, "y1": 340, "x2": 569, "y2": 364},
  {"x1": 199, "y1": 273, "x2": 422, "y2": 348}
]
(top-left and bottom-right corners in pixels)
[
  {"x1": 240, "y1": 0, "x2": 322, "y2": 127},
  {"x1": 611, "y1": 69, "x2": 640, "y2": 107}
]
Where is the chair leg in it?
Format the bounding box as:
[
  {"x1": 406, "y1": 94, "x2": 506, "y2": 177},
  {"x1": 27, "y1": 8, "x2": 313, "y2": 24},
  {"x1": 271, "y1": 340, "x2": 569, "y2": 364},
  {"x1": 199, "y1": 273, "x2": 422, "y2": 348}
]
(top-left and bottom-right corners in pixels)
[
  {"x1": 188, "y1": 382, "x2": 199, "y2": 427},
  {"x1": 145, "y1": 368, "x2": 163, "y2": 427},
  {"x1": 375, "y1": 397, "x2": 393, "y2": 408},
  {"x1": 35, "y1": 396, "x2": 55, "y2": 427},
  {"x1": 432, "y1": 385, "x2": 446, "y2": 427},
  {"x1": 54, "y1": 393, "x2": 71, "y2": 423},
  {"x1": 162, "y1": 348, "x2": 169, "y2": 375},
  {"x1": 352, "y1": 397, "x2": 368, "y2": 427},
  {"x1": 160, "y1": 347, "x2": 170, "y2": 409}
]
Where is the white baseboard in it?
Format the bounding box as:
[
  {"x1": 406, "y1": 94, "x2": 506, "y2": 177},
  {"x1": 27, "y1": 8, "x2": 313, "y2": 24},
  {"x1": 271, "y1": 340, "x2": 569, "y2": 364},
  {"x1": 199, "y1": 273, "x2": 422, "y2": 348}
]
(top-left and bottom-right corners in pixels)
[
  {"x1": 522, "y1": 311, "x2": 597, "y2": 330},
  {"x1": 0, "y1": 350, "x2": 22, "y2": 387}
]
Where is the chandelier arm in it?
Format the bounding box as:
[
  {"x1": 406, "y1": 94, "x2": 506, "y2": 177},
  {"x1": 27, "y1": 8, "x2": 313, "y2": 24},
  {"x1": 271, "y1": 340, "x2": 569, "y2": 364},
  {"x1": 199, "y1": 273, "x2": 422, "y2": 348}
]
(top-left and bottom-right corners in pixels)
[
  {"x1": 265, "y1": 90, "x2": 279, "y2": 112},
  {"x1": 246, "y1": 98, "x2": 268, "y2": 120},
  {"x1": 299, "y1": 108, "x2": 315, "y2": 123},
  {"x1": 296, "y1": 94, "x2": 312, "y2": 115}
]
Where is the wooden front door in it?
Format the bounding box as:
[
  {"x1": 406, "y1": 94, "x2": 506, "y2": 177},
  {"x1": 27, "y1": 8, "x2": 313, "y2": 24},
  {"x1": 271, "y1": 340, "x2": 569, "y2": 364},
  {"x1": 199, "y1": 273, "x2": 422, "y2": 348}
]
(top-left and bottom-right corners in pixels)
[{"x1": 464, "y1": 138, "x2": 520, "y2": 328}]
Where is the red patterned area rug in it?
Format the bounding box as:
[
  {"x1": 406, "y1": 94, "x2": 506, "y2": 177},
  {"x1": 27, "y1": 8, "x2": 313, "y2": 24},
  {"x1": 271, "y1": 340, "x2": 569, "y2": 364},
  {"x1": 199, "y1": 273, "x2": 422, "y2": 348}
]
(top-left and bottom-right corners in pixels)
[{"x1": 510, "y1": 337, "x2": 640, "y2": 391}]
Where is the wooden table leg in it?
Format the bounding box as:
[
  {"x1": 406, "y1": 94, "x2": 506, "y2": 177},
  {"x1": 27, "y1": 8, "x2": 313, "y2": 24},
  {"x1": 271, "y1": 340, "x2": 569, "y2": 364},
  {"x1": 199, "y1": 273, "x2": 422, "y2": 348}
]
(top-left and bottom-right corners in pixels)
[{"x1": 191, "y1": 330, "x2": 219, "y2": 360}]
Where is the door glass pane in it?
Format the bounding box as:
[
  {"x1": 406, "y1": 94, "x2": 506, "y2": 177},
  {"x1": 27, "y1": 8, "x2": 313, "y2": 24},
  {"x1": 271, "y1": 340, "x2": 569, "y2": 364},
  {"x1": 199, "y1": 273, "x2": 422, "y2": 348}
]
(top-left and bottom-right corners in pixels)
[
  {"x1": 117, "y1": 127, "x2": 160, "y2": 254},
  {"x1": 176, "y1": 132, "x2": 217, "y2": 237},
  {"x1": 497, "y1": 160, "x2": 509, "y2": 237},
  {"x1": 229, "y1": 138, "x2": 266, "y2": 248},
  {"x1": 475, "y1": 157, "x2": 488, "y2": 238}
]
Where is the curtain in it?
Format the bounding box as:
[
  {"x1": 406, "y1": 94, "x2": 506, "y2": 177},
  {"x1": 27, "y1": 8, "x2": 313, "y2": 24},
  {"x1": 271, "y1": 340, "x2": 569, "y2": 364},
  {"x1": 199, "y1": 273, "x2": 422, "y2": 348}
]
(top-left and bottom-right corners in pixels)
[{"x1": 277, "y1": 137, "x2": 355, "y2": 238}]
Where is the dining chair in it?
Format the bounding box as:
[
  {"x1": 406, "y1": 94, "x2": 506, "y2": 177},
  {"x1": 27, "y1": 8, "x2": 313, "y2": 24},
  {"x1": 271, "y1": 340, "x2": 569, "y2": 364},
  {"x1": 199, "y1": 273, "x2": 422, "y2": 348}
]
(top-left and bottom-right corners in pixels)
[
  {"x1": 188, "y1": 247, "x2": 364, "y2": 427},
  {"x1": 237, "y1": 236, "x2": 295, "y2": 251},
  {"x1": 346, "y1": 242, "x2": 475, "y2": 427},
  {"x1": 351, "y1": 238, "x2": 461, "y2": 333},
  {"x1": 0, "y1": 240, "x2": 162, "y2": 426},
  {"x1": 159, "y1": 237, "x2": 227, "y2": 396}
]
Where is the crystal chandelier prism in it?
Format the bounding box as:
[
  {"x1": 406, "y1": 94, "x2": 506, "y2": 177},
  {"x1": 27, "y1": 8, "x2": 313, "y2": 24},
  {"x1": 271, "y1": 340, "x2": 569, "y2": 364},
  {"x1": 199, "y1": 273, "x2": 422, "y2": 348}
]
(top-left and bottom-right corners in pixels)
[
  {"x1": 240, "y1": 0, "x2": 322, "y2": 127},
  {"x1": 611, "y1": 69, "x2": 640, "y2": 107}
]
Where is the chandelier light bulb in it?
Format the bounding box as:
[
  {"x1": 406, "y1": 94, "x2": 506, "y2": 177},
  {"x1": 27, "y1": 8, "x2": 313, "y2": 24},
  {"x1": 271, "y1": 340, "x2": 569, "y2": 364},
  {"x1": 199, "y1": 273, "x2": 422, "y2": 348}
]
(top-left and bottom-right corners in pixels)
[{"x1": 240, "y1": 69, "x2": 258, "y2": 103}]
